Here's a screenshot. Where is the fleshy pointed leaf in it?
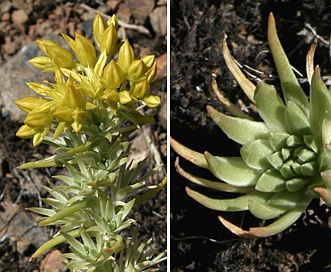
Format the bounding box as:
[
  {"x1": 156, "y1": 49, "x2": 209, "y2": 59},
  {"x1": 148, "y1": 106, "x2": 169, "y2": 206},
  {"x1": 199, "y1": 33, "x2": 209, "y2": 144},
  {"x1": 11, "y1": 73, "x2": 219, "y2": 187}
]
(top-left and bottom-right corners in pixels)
[
  {"x1": 218, "y1": 216, "x2": 256, "y2": 238},
  {"x1": 255, "y1": 168, "x2": 285, "y2": 192},
  {"x1": 39, "y1": 199, "x2": 91, "y2": 226},
  {"x1": 267, "y1": 13, "x2": 309, "y2": 115},
  {"x1": 268, "y1": 189, "x2": 303, "y2": 209},
  {"x1": 240, "y1": 139, "x2": 273, "y2": 169},
  {"x1": 268, "y1": 133, "x2": 289, "y2": 151},
  {"x1": 284, "y1": 101, "x2": 311, "y2": 135},
  {"x1": 175, "y1": 157, "x2": 253, "y2": 193},
  {"x1": 186, "y1": 187, "x2": 267, "y2": 212},
  {"x1": 254, "y1": 82, "x2": 287, "y2": 132},
  {"x1": 310, "y1": 66, "x2": 331, "y2": 146},
  {"x1": 248, "y1": 197, "x2": 287, "y2": 220},
  {"x1": 249, "y1": 197, "x2": 311, "y2": 237},
  {"x1": 205, "y1": 152, "x2": 261, "y2": 187},
  {"x1": 285, "y1": 178, "x2": 309, "y2": 192},
  {"x1": 322, "y1": 119, "x2": 331, "y2": 146},
  {"x1": 222, "y1": 34, "x2": 256, "y2": 102},
  {"x1": 211, "y1": 76, "x2": 252, "y2": 119},
  {"x1": 170, "y1": 137, "x2": 208, "y2": 169},
  {"x1": 207, "y1": 105, "x2": 269, "y2": 145}
]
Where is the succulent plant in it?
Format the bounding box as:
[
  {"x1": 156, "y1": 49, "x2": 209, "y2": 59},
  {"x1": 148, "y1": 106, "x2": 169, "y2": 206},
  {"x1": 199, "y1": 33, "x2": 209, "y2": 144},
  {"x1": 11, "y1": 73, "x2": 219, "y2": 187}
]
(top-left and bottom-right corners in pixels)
[
  {"x1": 171, "y1": 12, "x2": 331, "y2": 237},
  {"x1": 15, "y1": 13, "x2": 166, "y2": 271}
]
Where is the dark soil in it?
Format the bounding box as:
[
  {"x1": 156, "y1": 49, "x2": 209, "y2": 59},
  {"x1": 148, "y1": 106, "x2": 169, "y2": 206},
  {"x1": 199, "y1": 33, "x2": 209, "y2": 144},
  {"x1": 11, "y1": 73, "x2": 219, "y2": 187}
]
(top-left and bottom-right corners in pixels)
[
  {"x1": 171, "y1": 0, "x2": 331, "y2": 271},
  {"x1": 0, "y1": 0, "x2": 167, "y2": 271}
]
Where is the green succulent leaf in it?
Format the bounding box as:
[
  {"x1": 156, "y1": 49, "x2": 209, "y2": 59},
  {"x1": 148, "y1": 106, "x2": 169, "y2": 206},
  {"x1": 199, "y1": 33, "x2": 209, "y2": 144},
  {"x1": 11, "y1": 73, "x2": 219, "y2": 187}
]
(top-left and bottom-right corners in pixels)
[
  {"x1": 322, "y1": 119, "x2": 331, "y2": 146},
  {"x1": 267, "y1": 133, "x2": 289, "y2": 151},
  {"x1": 255, "y1": 168, "x2": 285, "y2": 192},
  {"x1": 267, "y1": 151, "x2": 284, "y2": 170},
  {"x1": 175, "y1": 158, "x2": 253, "y2": 193},
  {"x1": 240, "y1": 139, "x2": 273, "y2": 169},
  {"x1": 221, "y1": 34, "x2": 256, "y2": 102},
  {"x1": 249, "y1": 196, "x2": 311, "y2": 237},
  {"x1": 248, "y1": 197, "x2": 287, "y2": 220},
  {"x1": 267, "y1": 189, "x2": 308, "y2": 212},
  {"x1": 254, "y1": 82, "x2": 287, "y2": 133},
  {"x1": 207, "y1": 105, "x2": 269, "y2": 145},
  {"x1": 284, "y1": 101, "x2": 311, "y2": 135},
  {"x1": 185, "y1": 186, "x2": 268, "y2": 212},
  {"x1": 205, "y1": 152, "x2": 261, "y2": 187},
  {"x1": 310, "y1": 66, "x2": 331, "y2": 146},
  {"x1": 285, "y1": 178, "x2": 309, "y2": 192},
  {"x1": 267, "y1": 13, "x2": 309, "y2": 115},
  {"x1": 170, "y1": 137, "x2": 208, "y2": 169}
]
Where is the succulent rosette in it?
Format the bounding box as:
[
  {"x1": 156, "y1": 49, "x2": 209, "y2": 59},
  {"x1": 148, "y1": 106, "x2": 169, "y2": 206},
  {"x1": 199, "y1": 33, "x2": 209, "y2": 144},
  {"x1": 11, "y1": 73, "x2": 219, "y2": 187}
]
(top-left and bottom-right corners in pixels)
[{"x1": 171, "y1": 13, "x2": 331, "y2": 237}]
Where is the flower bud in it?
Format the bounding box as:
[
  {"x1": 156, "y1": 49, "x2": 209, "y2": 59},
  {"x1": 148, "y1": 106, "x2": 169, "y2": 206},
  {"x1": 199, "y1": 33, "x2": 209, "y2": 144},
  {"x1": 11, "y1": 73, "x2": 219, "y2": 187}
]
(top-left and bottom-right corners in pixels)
[
  {"x1": 33, "y1": 127, "x2": 50, "y2": 147},
  {"x1": 102, "y1": 60, "x2": 124, "y2": 89},
  {"x1": 99, "y1": 24, "x2": 117, "y2": 57},
  {"x1": 141, "y1": 55, "x2": 155, "y2": 69},
  {"x1": 26, "y1": 82, "x2": 52, "y2": 96},
  {"x1": 74, "y1": 32, "x2": 97, "y2": 67},
  {"x1": 16, "y1": 124, "x2": 39, "y2": 139},
  {"x1": 29, "y1": 56, "x2": 54, "y2": 71},
  {"x1": 61, "y1": 33, "x2": 76, "y2": 52},
  {"x1": 128, "y1": 60, "x2": 147, "y2": 81},
  {"x1": 146, "y1": 60, "x2": 157, "y2": 83},
  {"x1": 15, "y1": 97, "x2": 48, "y2": 113},
  {"x1": 54, "y1": 105, "x2": 74, "y2": 123},
  {"x1": 107, "y1": 14, "x2": 118, "y2": 30},
  {"x1": 102, "y1": 89, "x2": 119, "y2": 110},
  {"x1": 143, "y1": 94, "x2": 161, "y2": 108},
  {"x1": 24, "y1": 111, "x2": 52, "y2": 128},
  {"x1": 93, "y1": 13, "x2": 106, "y2": 46},
  {"x1": 36, "y1": 39, "x2": 57, "y2": 55},
  {"x1": 64, "y1": 85, "x2": 85, "y2": 109},
  {"x1": 117, "y1": 40, "x2": 134, "y2": 74},
  {"x1": 37, "y1": 39, "x2": 74, "y2": 68},
  {"x1": 119, "y1": 90, "x2": 132, "y2": 104},
  {"x1": 131, "y1": 79, "x2": 150, "y2": 99}
]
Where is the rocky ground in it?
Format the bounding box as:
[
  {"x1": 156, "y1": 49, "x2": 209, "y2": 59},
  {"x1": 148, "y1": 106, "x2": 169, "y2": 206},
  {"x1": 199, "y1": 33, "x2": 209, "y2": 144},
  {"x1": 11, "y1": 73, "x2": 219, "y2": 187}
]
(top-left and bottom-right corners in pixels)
[
  {"x1": 0, "y1": 0, "x2": 167, "y2": 271},
  {"x1": 171, "y1": 0, "x2": 331, "y2": 271}
]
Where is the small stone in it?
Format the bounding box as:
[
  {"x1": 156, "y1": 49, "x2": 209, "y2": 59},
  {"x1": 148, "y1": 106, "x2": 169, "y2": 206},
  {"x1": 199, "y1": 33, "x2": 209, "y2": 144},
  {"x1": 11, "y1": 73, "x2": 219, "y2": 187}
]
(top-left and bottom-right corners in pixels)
[
  {"x1": 127, "y1": 0, "x2": 155, "y2": 24},
  {"x1": 156, "y1": 53, "x2": 167, "y2": 80},
  {"x1": 1, "y1": 12, "x2": 11, "y2": 21},
  {"x1": 150, "y1": 6, "x2": 167, "y2": 36},
  {"x1": 11, "y1": 9, "x2": 29, "y2": 26},
  {"x1": 107, "y1": 0, "x2": 121, "y2": 11},
  {"x1": 40, "y1": 250, "x2": 67, "y2": 271},
  {"x1": 0, "y1": 1, "x2": 13, "y2": 14}
]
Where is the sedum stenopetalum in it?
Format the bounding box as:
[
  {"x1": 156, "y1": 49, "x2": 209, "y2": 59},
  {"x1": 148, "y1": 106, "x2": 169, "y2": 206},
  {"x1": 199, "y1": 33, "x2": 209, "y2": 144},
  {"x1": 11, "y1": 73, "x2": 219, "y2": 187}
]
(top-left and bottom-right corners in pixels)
[
  {"x1": 15, "y1": 13, "x2": 166, "y2": 271},
  {"x1": 171, "y1": 12, "x2": 331, "y2": 238}
]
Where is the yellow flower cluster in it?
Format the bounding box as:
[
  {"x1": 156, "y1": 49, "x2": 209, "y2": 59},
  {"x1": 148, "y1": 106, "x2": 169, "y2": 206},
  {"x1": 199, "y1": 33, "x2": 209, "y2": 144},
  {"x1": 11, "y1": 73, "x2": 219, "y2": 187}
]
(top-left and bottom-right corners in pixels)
[{"x1": 15, "y1": 14, "x2": 161, "y2": 146}]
